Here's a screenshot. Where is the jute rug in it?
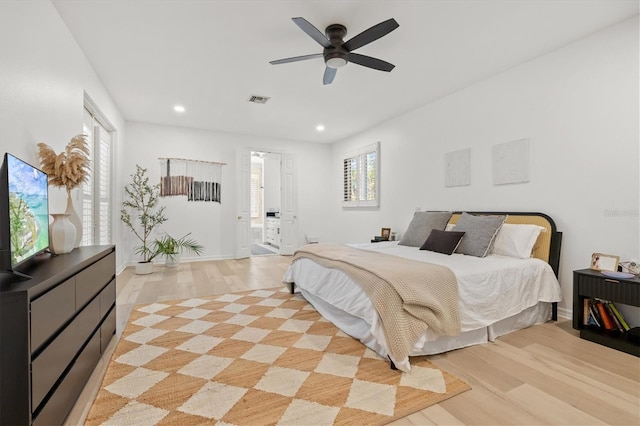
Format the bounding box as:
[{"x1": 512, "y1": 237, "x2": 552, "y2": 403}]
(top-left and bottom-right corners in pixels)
[{"x1": 87, "y1": 288, "x2": 470, "y2": 425}]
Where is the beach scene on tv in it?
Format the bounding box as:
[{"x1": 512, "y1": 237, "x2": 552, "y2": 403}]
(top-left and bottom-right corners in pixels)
[{"x1": 7, "y1": 155, "x2": 49, "y2": 266}]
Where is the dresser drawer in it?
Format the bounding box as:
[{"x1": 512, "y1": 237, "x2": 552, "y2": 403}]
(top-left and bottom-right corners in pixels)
[
  {"x1": 99, "y1": 279, "x2": 116, "y2": 318},
  {"x1": 101, "y1": 307, "x2": 116, "y2": 352},
  {"x1": 76, "y1": 252, "x2": 115, "y2": 309},
  {"x1": 31, "y1": 296, "x2": 100, "y2": 409},
  {"x1": 31, "y1": 277, "x2": 75, "y2": 354},
  {"x1": 32, "y1": 331, "x2": 101, "y2": 426}
]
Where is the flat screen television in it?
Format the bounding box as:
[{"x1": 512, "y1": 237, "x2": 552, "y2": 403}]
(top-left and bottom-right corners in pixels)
[{"x1": 0, "y1": 153, "x2": 50, "y2": 275}]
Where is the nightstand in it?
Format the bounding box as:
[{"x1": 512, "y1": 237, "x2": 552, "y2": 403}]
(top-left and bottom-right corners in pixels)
[{"x1": 573, "y1": 269, "x2": 640, "y2": 356}]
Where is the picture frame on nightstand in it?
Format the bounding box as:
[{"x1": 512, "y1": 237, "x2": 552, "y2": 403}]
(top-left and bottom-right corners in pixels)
[
  {"x1": 381, "y1": 228, "x2": 391, "y2": 239},
  {"x1": 590, "y1": 252, "x2": 619, "y2": 272}
]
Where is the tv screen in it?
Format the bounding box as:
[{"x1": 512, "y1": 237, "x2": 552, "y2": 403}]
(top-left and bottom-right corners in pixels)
[{"x1": 2, "y1": 153, "x2": 50, "y2": 269}]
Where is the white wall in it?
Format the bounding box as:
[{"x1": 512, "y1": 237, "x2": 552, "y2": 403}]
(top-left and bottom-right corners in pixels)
[
  {"x1": 0, "y1": 1, "x2": 126, "y2": 264},
  {"x1": 122, "y1": 122, "x2": 331, "y2": 263},
  {"x1": 328, "y1": 18, "x2": 639, "y2": 316}
]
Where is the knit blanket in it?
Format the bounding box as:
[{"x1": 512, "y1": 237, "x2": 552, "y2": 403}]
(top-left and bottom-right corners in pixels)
[{"x1": 292, "y1": 244, "x2": 461, "y2": 366}]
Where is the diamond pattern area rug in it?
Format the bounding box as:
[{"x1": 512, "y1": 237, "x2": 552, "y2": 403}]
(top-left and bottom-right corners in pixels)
[{"x1": 87, "y1": 288, "x2": 470, "y2": 425}]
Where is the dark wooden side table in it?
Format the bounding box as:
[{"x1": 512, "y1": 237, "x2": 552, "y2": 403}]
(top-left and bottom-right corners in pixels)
[{"x1": 573, "y1": 268, "x2": 640, "y2": 356}]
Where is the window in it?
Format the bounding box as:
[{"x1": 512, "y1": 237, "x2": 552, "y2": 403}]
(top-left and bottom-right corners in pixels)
[
  {"x1": 342, "y1": 142, "x2": 379, "y2": 208},
  {"x1": 82, "y1": 102, "x2": 114, "y2": 246}
]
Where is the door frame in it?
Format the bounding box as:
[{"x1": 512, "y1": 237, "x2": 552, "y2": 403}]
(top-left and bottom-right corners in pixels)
[
  {"x1": 235, "y1": 149, "x2": 251, "y2": 259},
  {"x1": 237, "y1": 148, "x2": 298, "y2": 258}
]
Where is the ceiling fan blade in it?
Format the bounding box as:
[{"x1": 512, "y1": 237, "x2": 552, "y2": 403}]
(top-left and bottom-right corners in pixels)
[
  {"x1": 323, "y1": 67, "x2": 337, "y2": 85},
  {"x1": 270, "y1": 53, "x2": 323, "y2": 65},
  {"x1": 342, "y1": 18, "x2": 399, "y2": 52},
  {"x1": 292, "y1": 17, "x2": 332, "y2": 48},
  {"x1": 348, "y1": 53, "x2": 395, "y2": 72}
]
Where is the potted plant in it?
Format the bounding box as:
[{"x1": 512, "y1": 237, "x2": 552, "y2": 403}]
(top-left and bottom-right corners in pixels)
[
  {"x1": 120, "y1": 165, "x2": 167, "y2": 274},
  {"x1": 153, "y1": 232, "x2": 204, "y2": 267}
]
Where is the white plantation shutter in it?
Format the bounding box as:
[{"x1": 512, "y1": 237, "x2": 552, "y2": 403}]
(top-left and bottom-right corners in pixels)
[
  {"x1": 82, "y1": 108, "x2": 94, "y2": 244},
  {"x1": 342, "y1": 142, "x2": 379, "y2": 208},
  {"x1": 343, "y1": 157, "x2": 356, "y2": 201},
  {"x1": 82, "y1": 104, "x2": 113, "y2": 246},
  {"x1": 97, "y1": 128, "x2": 111, "y2": 244}
]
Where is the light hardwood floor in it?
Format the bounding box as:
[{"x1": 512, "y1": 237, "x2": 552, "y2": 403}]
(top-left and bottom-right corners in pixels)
[{"x1": 67, "y1": 255, "x2": 640, "y2": 425}]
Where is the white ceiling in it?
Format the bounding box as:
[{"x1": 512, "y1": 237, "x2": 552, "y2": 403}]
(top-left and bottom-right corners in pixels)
[{"x1": 52, "y1": 0, "x2": 638, "y2": 144}]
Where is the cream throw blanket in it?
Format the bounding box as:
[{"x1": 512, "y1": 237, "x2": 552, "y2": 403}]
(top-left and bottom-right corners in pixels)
[{"x1": 292, "y1": 244, "x2": 461, "y2": 365}]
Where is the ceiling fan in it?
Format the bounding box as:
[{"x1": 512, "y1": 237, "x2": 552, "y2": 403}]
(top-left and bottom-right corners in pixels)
[{"x1": 270, "y1": 17, "x2": 399, "y2": 85}]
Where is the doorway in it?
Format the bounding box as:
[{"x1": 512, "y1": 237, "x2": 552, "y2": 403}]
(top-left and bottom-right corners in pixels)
[{"x1": 250, "y1": 151, "x2": 281, "y2": 256}]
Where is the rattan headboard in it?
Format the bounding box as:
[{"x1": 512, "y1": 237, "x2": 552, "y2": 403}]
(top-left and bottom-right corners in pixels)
[{"x1": 447, "y1": 211, "x2": 562, "y2": 277}]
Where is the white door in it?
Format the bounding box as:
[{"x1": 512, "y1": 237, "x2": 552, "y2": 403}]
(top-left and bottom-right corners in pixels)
[
  {"x1": 279, "y1": 153, "x2": 298, "y2": 255},
  {"x1": 236, "y1": 149, "x2": 251, "y2": 259}
]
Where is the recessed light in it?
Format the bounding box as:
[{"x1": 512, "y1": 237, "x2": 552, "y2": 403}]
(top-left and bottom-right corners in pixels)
[
  {"x1": 174, "y1": 105, "x2": 185, "y2": 113},
  {"x1": 316, "y1": 124, "x2": 325, "y2": 132}
]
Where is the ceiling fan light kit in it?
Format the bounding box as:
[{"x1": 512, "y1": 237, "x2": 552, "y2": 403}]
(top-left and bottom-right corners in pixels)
[
  {"x1": 270, "y1": 17, "x2": 399, "y2": 85},
  {"x1": 326, "y1": 56, "x2": 347, "y2": 69}
]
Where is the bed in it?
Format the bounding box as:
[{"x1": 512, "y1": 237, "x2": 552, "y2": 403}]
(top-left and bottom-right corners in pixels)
[{"x1": 283, "y1": 211, "x2": 563, "y2": 372}]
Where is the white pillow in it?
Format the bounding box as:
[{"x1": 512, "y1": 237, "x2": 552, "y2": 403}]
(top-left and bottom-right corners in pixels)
[{"x1": 492, "y1": 223, "x2": 546, "y2": 259}]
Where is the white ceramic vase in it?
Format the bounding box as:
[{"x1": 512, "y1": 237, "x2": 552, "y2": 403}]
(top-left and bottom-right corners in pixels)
[
  {"x1": 49, "y1": 213, "x2": 76, "y2": 254},
  {"x1": 65, "y1": 194, "x2": 82, "y2": 248}
]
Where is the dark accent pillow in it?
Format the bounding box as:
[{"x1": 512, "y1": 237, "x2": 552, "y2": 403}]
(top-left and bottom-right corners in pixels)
[
  {"x1": 454, "y1": 212, "x2": 507, "y2": 257},
  {"x1": 420, "y1": 230, "x2": 466, "y2": 255},
  {"x1": 398, "y1": 211, "x2": 453, "y2": 247}
]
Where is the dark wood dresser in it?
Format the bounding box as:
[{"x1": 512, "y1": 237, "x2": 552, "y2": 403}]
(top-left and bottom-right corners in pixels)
[{"x1": 0, "y1": 245, "x2": 116, "y2": 425}]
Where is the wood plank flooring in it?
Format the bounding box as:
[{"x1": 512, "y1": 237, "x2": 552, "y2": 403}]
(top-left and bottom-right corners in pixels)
[{"x1": 66, "y1": 255, "x2": 640, "y2": 425}]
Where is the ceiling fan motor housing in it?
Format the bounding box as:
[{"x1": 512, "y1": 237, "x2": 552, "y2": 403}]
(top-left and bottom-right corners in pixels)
[{"x1": 324, "y1": 24, "x2": 348, "y2": 68}]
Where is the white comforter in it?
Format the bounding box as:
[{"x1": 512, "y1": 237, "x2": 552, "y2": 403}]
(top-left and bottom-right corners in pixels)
[{"x1": 284, "y1": 241, "x2": 562, "y2": 370}]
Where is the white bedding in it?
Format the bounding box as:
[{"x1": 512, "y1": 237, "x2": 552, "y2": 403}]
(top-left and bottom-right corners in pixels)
[{"x1": 283, "y1": 241, "x2": 562, "y2": 371}]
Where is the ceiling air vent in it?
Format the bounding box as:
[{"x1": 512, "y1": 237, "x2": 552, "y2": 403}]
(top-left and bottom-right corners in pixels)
[{"x1": 248, "y1": 95, "x2": 270, "y2": 104}]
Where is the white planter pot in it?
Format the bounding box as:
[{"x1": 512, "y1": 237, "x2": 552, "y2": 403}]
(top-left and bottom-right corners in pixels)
[{"x1": 135, "y1": 261, "x2": 154, "y2": 275}]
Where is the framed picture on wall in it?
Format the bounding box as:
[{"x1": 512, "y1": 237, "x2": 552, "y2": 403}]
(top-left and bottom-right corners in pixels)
[{"x1": 590, "y1": 253, "x2": 619, "y2": 272}]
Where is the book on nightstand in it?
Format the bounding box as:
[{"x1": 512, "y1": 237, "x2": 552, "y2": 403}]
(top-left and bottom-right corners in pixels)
[
  {"x1": 583, "y1": 299, "x2": 590, "y2": 325},
  {"x1": 585, "y1": 298, "x2": 630, "y2": 333},
  {"x1": 595, "y1": 300, "x2": 615, "y2": 330},
  {"x1": 608, "y1": 302, "x2": 631, "y2": 331},
  {"x1": 605, "y1": 303, "x2": 624, "y2": 331},
  {"x1": 588, "y1": 299, "x2": 602, "y2": 327}
]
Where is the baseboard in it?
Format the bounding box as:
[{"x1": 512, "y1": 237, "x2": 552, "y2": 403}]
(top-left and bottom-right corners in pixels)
[
  {"x1": 116, "y1": 254, "x2": 237, "y2": 274},
  {"x1": 557, "y1": 306, "x2": 572, "y2": 320}
]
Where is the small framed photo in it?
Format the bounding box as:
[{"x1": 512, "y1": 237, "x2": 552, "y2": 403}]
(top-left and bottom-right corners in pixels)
[
  {"x1": 590, "y1": 253, "x2": 619, "y2": 272},
  {"x1": 381, "y1": 228, "x2": 391, "y2": 239}
]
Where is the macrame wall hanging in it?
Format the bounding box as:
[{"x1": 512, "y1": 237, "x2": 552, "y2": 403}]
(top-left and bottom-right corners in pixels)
[{"x1": 159, "y1": 157, "x2": 226, "y2": 203}]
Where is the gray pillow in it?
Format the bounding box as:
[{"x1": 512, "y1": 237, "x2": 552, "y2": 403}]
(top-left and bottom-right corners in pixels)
[
  {"x1": 398, "y1": 211, "x2": 453, "y2": 247},
  {"x1": 454, "y1": 212, "x2": 506, "y2": 257}
]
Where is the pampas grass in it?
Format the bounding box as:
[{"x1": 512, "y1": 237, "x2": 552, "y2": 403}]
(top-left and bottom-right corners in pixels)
[{"x1": 37, "y1": 135, "x2": 90, "y2": 196}]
